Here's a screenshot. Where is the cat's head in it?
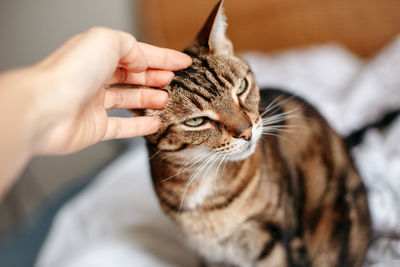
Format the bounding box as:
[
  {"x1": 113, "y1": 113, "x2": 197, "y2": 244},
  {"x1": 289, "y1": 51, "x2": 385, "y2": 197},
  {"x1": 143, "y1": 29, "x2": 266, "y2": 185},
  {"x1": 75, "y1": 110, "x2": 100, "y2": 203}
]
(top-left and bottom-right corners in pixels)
[{"x1": 143, "y1": 0, "x2": 262, "y2": 161}]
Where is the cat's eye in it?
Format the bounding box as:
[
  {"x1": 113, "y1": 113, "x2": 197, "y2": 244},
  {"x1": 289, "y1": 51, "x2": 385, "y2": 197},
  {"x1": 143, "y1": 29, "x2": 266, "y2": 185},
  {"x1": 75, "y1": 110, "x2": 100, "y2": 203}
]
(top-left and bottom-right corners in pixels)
[
  {"x1": 237, "y1": 78, "x2": 248, "y2": 95},
  {"x1": 184, "y1": 117, "x2": 204, "y2": 127}
]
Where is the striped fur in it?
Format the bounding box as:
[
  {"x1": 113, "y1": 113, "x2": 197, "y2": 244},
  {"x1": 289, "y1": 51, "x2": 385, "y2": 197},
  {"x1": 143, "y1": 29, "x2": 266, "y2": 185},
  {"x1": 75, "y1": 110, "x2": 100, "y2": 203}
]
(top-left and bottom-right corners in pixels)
[{"x1": 140, "y1": 1, "x2": 371, "y2": 266}]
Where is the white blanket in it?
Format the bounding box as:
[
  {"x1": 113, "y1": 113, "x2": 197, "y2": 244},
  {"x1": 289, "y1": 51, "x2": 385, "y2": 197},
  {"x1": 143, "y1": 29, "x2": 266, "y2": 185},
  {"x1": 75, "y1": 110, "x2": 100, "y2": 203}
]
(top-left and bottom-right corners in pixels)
[{"x1": 36, "y1": 37, "x2": 400, "y2": 267}]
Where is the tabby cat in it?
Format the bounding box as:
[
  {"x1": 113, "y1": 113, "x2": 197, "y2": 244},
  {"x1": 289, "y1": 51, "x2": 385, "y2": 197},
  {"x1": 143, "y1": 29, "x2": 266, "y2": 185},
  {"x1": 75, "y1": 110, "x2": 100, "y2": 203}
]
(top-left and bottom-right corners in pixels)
[{"x1": 137, "y1": 1, "x2": 371, "y2": 266}]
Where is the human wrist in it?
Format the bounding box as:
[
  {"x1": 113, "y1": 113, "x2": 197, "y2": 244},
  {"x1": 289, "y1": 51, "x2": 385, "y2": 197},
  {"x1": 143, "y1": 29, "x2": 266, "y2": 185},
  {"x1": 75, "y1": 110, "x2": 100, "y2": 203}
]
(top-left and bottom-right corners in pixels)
[
  {"x1": 0, "y1": 66, "x2": 39, "y2": 136},
  {"x1": 27, "y1": 64, "x2": 67, "y2": 154},
  {"x1": 0, "y1": 67, "x2": 44, "y2": 190}
]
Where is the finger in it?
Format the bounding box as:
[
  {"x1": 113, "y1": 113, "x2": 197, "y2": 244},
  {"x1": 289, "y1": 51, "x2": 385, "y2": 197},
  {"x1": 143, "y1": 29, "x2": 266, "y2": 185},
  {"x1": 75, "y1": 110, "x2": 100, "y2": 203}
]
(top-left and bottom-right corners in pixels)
[
  {"x1": 107, "y1": 68, "x2": 174, "y2": 87},
  {"x1": 121, "y1": 41, "x2": 192, "y2": 72},
  {"x1": 138, "y1": 42, "x2": 192, "y2": 71},
  {"x1": 104, "y1": 88, "x2": 169, "y2": 109},
  {"x1": 103, "y1": 116, "x2": 161, "y2": 140}
]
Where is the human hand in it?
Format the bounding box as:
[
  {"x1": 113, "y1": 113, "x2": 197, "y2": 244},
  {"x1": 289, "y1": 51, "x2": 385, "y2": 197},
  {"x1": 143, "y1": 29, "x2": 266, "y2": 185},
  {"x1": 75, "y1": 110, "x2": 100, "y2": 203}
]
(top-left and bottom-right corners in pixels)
[{"x1": 31, "y1": 27, "x2": 192, "y2": 155}]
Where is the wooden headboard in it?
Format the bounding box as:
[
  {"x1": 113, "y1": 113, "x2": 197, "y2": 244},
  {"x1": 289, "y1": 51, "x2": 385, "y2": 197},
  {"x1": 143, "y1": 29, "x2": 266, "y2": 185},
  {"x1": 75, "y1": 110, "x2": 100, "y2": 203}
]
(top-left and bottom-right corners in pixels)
[{"x1": 138, "y1": 0, "x2": 400, "y2": 58}]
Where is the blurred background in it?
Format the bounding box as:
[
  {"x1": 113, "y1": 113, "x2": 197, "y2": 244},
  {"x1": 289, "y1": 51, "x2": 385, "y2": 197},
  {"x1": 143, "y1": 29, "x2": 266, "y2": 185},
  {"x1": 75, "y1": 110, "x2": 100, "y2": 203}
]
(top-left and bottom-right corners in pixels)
[{"x1": 1, "y1": 0, "x2": 400, "y2": 266}]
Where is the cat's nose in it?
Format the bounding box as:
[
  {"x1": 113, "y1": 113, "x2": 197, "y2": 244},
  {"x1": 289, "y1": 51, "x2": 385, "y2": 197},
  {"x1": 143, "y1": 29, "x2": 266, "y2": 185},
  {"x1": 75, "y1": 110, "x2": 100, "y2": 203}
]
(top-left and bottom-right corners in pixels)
[{"x1": 237, "y1": 126, "x2": 253, "y2": 141}]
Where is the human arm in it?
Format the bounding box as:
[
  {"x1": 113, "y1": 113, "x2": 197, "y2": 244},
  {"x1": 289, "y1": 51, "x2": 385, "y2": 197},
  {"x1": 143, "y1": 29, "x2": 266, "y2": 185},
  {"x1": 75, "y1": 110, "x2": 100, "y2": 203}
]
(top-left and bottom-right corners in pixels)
[{"x1": 0, "y1": 27, "x2": 192, "y2": 197}]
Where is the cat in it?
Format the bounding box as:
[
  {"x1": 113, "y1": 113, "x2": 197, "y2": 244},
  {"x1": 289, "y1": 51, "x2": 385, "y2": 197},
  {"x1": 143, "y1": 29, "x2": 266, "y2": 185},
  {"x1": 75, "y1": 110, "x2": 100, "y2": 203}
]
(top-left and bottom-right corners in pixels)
[{"x1": 135, "y1": 1, "x2": 371, "y2": 266}]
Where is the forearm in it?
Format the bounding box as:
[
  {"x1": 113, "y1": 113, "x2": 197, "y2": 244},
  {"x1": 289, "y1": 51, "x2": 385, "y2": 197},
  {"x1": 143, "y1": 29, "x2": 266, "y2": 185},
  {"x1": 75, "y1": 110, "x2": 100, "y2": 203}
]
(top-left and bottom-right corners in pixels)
[{"x1": 0, "y1": 67, "x2": 45, "y2": 197}]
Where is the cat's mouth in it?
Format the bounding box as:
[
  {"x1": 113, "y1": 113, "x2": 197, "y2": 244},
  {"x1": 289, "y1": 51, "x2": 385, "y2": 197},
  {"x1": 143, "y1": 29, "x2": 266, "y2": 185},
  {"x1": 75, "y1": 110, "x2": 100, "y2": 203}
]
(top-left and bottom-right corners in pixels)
[{"x1": 224, "y1": 120, "x2": 262, "y2": 161}]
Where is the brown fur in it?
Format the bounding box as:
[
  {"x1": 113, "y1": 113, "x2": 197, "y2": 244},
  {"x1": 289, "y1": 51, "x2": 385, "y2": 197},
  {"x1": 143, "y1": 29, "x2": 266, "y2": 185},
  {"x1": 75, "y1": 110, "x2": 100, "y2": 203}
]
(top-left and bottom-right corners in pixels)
[{"x1": 136, "y1": 1, "x2": 371, "y2": 266}]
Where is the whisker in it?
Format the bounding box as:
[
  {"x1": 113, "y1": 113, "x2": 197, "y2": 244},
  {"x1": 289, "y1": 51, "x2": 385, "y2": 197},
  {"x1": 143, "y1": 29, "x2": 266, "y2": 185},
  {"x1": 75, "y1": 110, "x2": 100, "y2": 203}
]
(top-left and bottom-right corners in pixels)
[
  {"x1": 261, "y1": 98, "x2": 280, "y2": 117},
  {"x1": 158, "y1": 150, "x2": 213, "y2": 184},
  {"x1": 149, "y1": 149, "x2": 162, "y2": 160},
  {"x1": 262, "y1": 132, "x2": 294, "y2": 145},
  {"x1": 179, "y1": 153, "x2": 217, "y2": 211},
  {"x1": 262, "y1": 115, "x2": 287, "y2": 126},
  {"x1": 158, "y1": 152, "x2": 218, "y2": 208},
  {"x1": 261, "y1": 96, "x2": 286, "y2": 117},
  {"x1": 261, "y1": 107, "x2": 306, "y2": 142},
  {"x1": 215, "y1": 154, "x2": 226, "y2": 176},
  {"x1": 263, "y1": 128, "x2": 296, "y2": 134},
  {"x1": 209, "y1": 154, "x2": 224, "y2": 209},
  {"x1": 182, "y1": 152, "x2": 222, "y2": 211},
  {"x1": 214, "y1": 154, "x2": 227, "y2": 194},
  {"x1": 262, "y1": 108, "x2": 302, "y2": 123},
  {"x1": 262, "y1": 113, "x2": 298, "y2": 122},
  {"x1": 262, "y1": 125, "x2": 305, "y2": 134},
  {"x1": 222, "y1": 155, "x2": 229, "y2": 173},
  {"x1": 261, "y1": 95, "x2": 298, "y2": 118},
  {"x1": 263, "y1": 124, "x2": 304, "y2": 130},
  {"x1": 204, "y1": 153, "x2": 225, "y2": 209},
  {"x1": 179, "y1": 150, "x2": 213, "y2": 170}
]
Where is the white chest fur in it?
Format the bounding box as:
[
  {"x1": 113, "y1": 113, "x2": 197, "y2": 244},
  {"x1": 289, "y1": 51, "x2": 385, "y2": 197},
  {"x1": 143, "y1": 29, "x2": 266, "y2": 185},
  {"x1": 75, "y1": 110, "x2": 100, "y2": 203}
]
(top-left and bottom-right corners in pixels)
[{"x1": 185, "y1": 173, "x2": 216, "y2": 209}]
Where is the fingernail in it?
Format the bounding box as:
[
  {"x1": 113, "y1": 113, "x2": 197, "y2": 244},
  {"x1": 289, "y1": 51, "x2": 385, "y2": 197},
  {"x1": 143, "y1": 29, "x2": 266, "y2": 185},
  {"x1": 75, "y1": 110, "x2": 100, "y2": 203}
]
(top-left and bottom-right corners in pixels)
[
  {"x1": 157, "y1": 91, "x2": 169, "y2": 107},
  {"x1": 152, "y1": 116, "x2": 162, "y2": 132},
  {"x1": 166, "y1": 71, "x2": 175, "y2": 84},
  {"x1": 144, "y1": 116, "x2": 161, "y2": 136},
  {"x1": 184, "y1": 54, "x2": 193, "y2": 66}
]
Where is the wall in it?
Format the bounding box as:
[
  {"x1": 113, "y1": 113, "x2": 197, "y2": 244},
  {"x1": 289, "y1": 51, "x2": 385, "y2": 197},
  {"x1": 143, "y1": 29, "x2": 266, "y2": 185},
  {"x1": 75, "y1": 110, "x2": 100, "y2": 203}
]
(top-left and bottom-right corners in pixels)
[{"x1": 0, "y1": 0, "x2": 138, "y2": 71}]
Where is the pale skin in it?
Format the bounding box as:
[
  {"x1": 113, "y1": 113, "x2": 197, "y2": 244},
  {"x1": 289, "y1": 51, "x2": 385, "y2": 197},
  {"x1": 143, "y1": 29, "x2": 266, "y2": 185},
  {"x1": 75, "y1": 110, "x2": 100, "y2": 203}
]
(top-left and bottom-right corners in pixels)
[{"x1": 0, "y1": 27, "x2": 192, "y2": 198}]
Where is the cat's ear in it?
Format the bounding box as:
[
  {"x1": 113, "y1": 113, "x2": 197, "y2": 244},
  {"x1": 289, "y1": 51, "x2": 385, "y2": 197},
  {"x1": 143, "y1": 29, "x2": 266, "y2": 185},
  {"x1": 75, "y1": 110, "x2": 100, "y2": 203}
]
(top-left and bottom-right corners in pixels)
[{"x1": 195, "y1": 0, "x2": 233, "y2": 55}]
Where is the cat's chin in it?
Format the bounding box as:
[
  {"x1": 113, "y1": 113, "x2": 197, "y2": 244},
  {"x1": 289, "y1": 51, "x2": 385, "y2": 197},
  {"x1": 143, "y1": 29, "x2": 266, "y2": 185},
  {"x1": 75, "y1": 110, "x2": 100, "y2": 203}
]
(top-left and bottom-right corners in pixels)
[{"x1": 226, "y1": 142, "x2": 258, "y2": 162}]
